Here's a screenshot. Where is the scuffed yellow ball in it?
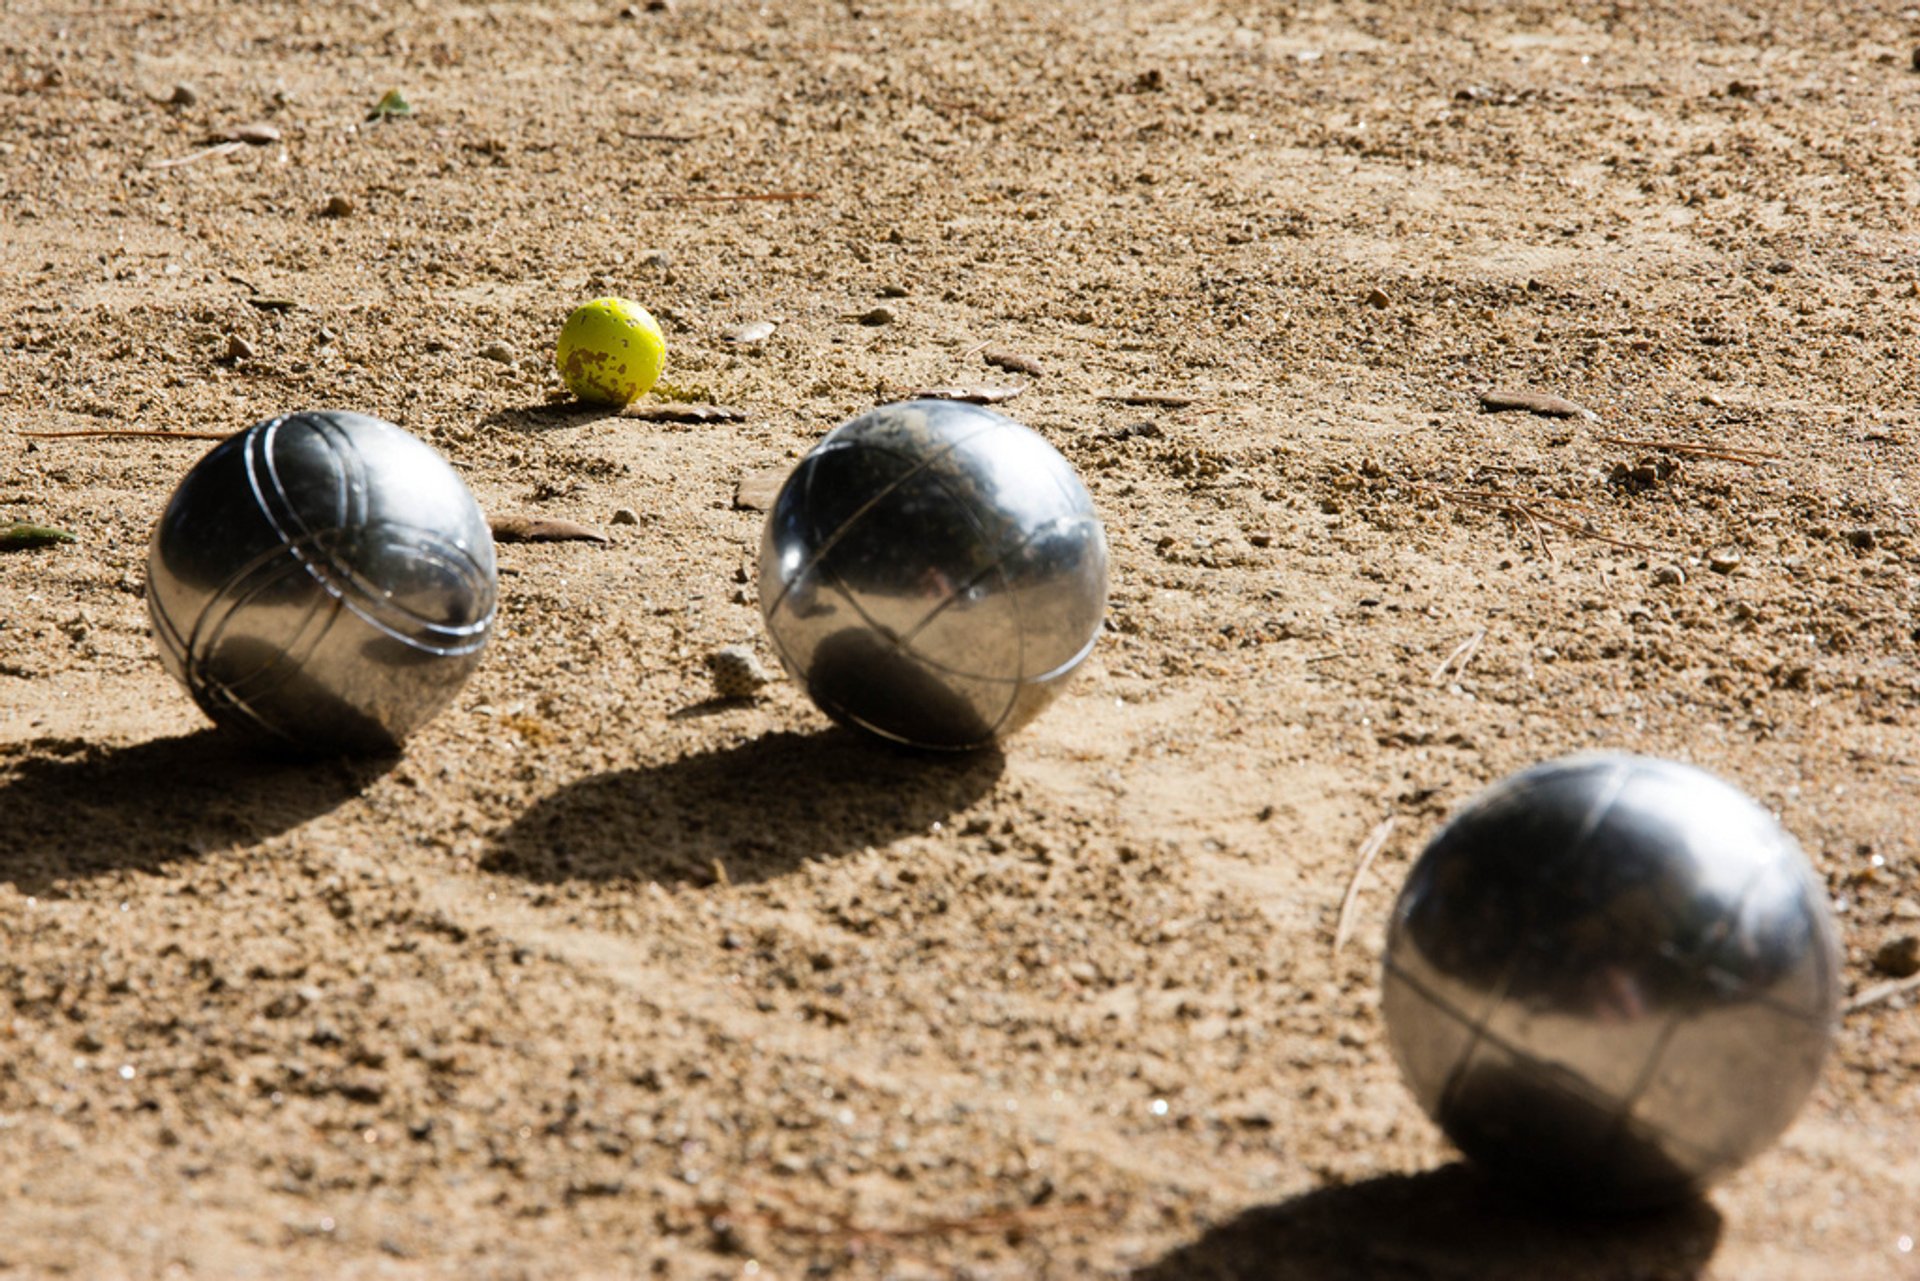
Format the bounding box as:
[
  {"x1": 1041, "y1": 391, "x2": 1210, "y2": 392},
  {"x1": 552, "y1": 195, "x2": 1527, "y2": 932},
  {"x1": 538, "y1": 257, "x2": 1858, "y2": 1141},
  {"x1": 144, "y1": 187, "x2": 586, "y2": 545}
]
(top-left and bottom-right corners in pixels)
[{"x1": 554, "y1": 297, "x2": 666, "y2": 405}]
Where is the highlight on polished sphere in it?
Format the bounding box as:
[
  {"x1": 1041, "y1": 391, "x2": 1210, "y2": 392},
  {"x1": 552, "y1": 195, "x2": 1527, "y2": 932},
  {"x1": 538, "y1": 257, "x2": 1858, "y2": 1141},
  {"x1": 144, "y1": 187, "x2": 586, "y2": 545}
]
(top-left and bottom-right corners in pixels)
[
  {"x1": 1382, "y1": 753, "x2": 1841, "y2": 1210},
  {"x1": 758, "y1": 399, "x2": 1108, "y2": 750},
  {"x1": 146, "y1": 410, "x2": 498, "y2": 755}
]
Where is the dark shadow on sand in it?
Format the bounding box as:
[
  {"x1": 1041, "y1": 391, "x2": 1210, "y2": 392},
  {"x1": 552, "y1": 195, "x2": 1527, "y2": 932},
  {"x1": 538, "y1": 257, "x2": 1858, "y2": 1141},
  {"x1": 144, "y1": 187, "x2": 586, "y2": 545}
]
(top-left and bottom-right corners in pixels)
[
  {"x1": 0, "y1": 729, "x2": 391, "y2": 892},
  {"x1": 1133, "y1": 1163, "x2": 1722, "y2": 1281},
  {"x1": 479, "y1": 401, "x2": 611, "y2": 434},
  {"x1": 486, "y1": 727, "x2": 1004, "y2": 885}
]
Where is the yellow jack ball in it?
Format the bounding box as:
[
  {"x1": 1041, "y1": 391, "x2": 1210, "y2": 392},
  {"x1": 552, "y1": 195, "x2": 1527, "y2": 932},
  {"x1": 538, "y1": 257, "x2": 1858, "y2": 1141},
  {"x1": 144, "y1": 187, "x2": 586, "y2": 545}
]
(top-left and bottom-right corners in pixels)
[{"x1": 554, "y1": 297, "x2": 666, "y2": 405}]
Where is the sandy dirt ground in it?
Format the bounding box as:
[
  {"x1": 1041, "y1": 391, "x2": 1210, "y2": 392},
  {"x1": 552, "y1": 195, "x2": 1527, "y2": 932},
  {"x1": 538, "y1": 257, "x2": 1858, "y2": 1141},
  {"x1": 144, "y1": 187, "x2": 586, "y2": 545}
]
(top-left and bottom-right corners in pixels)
[{"x1": 3, "y1": 0, "x2": 1919, "y2": 1276}]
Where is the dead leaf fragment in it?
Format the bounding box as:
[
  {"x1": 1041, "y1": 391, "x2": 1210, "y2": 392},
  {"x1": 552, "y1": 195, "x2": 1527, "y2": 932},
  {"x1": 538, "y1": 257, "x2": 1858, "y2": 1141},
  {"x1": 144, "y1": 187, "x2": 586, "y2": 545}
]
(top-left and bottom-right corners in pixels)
[
  {"x1": 733, "y1": 466, "x2": 791, "y2": 512},
  {"x1": 903, "y1": 385, "x2": 1026, "y2": 404},
  {"x1": 621, "y1": 404, "x2": 748, "y2": 423},
  {"x1": 216, "y1": 122, "x2": 281, "y2": 146},
  {"x1": 1479, "y1": 388, "x2": 1596, "y2": 420},
  {"x1": 983, "y1": 349, "x2": 1045, "y2": 377},
  {"x1": 367, "y1": 89, "x2": 414, "y2": 121},
  {"x1": 0, "y1": 522, "x2": 77, "y2": 551},
  {"x1": 488, "y1": 516, "x2": 610, "y2": 544}
]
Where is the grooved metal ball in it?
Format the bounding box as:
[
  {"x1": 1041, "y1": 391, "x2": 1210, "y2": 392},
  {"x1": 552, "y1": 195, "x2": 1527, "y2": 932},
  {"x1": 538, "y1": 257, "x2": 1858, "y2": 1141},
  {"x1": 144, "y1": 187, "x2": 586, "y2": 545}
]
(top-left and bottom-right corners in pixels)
[
  {"x1": 758, "y1": 400, "x2": 1108, "y2": 750},
  {"x1": 146, "y1": 410, "x2": 497, "y2": 755},
  {"x1": 1382, "y1": 753, "x2": 1841, "y2": 1209}
]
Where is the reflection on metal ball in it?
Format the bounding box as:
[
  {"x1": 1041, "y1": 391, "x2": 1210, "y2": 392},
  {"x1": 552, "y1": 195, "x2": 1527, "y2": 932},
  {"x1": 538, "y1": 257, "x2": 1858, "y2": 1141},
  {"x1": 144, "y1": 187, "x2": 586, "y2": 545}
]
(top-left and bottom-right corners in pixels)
[
  {"x1": 758, "y1": 399, "x2": 1108, "y2": 750},
  {"x1": 1382, "y1": 753, "x2": 1840, "y2": 1209},
  {"x1": 146, "y1": 410, "x2": 497, "y2": 754}
]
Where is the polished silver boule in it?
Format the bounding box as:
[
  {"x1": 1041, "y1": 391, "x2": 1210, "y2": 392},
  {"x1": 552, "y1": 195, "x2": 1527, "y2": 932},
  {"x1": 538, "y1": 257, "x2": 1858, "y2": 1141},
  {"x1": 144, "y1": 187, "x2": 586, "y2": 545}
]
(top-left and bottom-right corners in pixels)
[
  {"x1": 147, "y1": 410, "x2": 497, "y2": 754},
  {"x1": 758, "y1": 399, "x2": 1108, "y2": 750},
  {"x1": 1382, "y1": 753, "x2": 1840, "y2": 1209}
]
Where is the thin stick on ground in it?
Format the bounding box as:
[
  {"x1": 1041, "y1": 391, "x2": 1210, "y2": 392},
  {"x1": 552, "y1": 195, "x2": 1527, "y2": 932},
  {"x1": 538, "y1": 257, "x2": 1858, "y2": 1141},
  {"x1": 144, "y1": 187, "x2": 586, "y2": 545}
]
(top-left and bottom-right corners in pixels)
[
  {"x1": 1332, "y1": 815, "x2": 1397, "y2": 958},
  {"x1": 19, "y1": 429, "x2": 232, "y2": 441},
  {"x1": 1416, "y1": 483, "x2": 1657, "y2": 555},
  {"x1": 1598, "y1": 435, "x2": 1780, "y2": 465},
  {"x1": 720, "y1": 1184, "x2": 1108, "y2": 1247},
  {"x1": 1516, "y1": 503, "x2": 1557, "y2": 563},
  {"x1": 1430, "y1": 628, "x2": 1487, "y2": 686},
  {"x1": 662, "y1": 190, "x2": 818, "y2": 203},
  {"x1": 147, "y1": 140, "x2": 244, "y2": 169},
  {"x1": 1845, "y1": 972, "x2": 1920, "y2": 1015}
]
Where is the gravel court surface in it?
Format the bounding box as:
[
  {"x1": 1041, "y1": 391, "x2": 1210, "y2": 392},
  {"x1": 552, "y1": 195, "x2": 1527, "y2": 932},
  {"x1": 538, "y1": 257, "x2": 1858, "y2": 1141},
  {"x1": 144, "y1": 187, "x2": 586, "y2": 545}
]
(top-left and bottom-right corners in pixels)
[{"x1": 1, "y1": 1, "x2": 1917, "y2": 1276}]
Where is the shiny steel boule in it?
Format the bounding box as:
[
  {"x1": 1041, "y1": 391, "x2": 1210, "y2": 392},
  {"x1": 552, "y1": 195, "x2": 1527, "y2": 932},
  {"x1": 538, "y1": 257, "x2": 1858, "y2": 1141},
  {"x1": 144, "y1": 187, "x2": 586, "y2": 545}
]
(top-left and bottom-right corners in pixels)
[
  {"x1": 147, "y1": 410, "x2": 497, "y2": 754},
  {"x1": 758, "y1": 399, "x2": 1108, "y2": 750},
  {"x1": 1382, "y1": 753, "x2": 1840, "y2": 1209}
]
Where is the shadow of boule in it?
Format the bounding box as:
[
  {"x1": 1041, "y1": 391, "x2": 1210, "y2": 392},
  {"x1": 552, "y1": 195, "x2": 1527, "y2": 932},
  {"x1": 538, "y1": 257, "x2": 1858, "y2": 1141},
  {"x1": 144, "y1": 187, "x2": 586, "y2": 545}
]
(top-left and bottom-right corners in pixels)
[
  {"x1": 0, "y1": 729, "x2": 392, "y2": 892},
  {"x1": 485, "y1": 727, "x2": 1005, "y2": 885},
  {"x1": 1132, "y1": 1163, "x2": 1723, "y2": 1281}
]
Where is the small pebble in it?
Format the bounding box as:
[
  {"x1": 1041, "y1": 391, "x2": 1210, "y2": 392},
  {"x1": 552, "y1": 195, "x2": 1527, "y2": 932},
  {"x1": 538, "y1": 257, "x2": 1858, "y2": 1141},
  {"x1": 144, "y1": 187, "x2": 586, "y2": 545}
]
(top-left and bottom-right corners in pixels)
[
  {"x1": 223, "y1": 334, "x2": 255, "y2": 362},
  {"x1": 1365, "y1": 287, "x2": 1392, "y2": 309},
  {"x1": 857, "y1": 307, "x2": 894, "y2": 326},
  {"x1": 878, "y1": 284, "x2": 909, "y2": 298},
  {"x1": 322, "y1": 195, "x2": 354, "y2": 218},
  {"x1": 479, "y1": 341, "x2": 516, "y2": 364},
  {"x1": 706, "y1": 644, "x2": 772, "y2": 699},
  {"x1": 227, "y1": 122, "x2": 282, "y2": 146},
  {"x1": 1480, "y1": 388, "x2": 1595, "y2": 420},
  {"x1": 1652, "y1": 565, "x2": 1686, "y2": 586},
  {"x1": 1707, "y1": 549, "x2": 1741, "y2": 574},
  {"x1": 733, "y1": 466, "x2": 789, "y2": 512},
  {"x1": 983, "y1": 349, "x2": 1045, "y2": 378},
  {"x1": 725, "y1": 320, "x2": 775, "y2": 344},
  {"x1": 611, "y1": 508, "x2": 639, "y2": 526},
  {"x1": 1873, "y1": 935, "x2": 1920, "y2": 979},
  {"x1": 168, "y1": 83, "x2": 198, "y2": 107}
]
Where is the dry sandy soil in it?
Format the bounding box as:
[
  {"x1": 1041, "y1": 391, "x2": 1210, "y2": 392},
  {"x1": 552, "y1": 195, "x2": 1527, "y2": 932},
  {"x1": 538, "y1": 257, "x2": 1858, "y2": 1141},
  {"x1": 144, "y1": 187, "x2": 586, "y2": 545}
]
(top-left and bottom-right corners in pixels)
[{"x1": 3, "y1": 0, "x2": 1919, "y2": 1276}]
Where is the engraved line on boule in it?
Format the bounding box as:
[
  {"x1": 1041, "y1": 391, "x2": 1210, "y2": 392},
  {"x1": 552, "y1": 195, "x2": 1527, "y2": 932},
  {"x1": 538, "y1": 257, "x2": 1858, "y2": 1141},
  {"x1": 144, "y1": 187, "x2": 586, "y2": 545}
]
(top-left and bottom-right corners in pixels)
[
  {"x1": 809, "y1": 450, "x2": 1026, "y2": 736},
  {"x1": 183, "y1": 542, "x2": 343, "y2": 746},
  {"x1": 241, "y1": 415, "x2": 494, "y2": 654},
  {"x1": 795, "y1": 443, "x2": 1001, "y2": 644},
  {"x1": 1508, "y1": 778, "x2": 1761, "y2": 1144},
  {"x1": 185, "y1": 533, "x2": 343, "y2": 691},
  {"x1": 1435, "y1": 758, "x2": 1635, "y2": 1121},
  {"x1": 185, "y1": 537, "x2": 339, "y2": 695},
  {"x1": 767, "y1": 415, "x2": 1004, "y2": 628},
  {"x1": 896, "y1": 511, "x2": 1101, "y2": 683}
]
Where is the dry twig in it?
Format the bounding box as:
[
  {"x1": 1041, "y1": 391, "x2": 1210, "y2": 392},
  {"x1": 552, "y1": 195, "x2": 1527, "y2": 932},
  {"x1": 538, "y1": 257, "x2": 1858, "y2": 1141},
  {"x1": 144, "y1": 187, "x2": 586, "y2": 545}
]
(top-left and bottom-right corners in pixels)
[
  {"x1": 1417, "y1": 483, "x2": 1656, "y2": 555},
  {"x1": 1332, "y1": 816, "x2": 1397, "y2": 957},
  {"x1": 19, "y1": 428, "x2": 230, "y2": 441},
  {"x1": 1430, "y1": 628, "x2": 1487, "y2": 685},
  {"x1": 716, "y1": 1184, "x2": 1105, "y2": 1248},
  {"x1": 1845, "y1": 973, "x2": 1920, "y2": 1015},
  {"x1": 147, "y1": 140, "x2": 244, "y2": 169},
  {"x1": 1597, "y1": 435, "x2": 1779, "y2": 466},
  {"x1": 662, "y1": 190, "x2": 817, "y2": 204}
]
